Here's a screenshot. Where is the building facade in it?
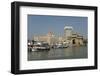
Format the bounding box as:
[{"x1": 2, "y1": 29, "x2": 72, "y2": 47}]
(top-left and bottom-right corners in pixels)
[
  {"x1": 64, "y1": 26, "x2": 73, "y2": 39},
  {"x1": 33, "y1": 32, "x2": 58, "y2": 46},
  {"x1": 67, "y1": 33, "x2": 84, "y2": 46}
]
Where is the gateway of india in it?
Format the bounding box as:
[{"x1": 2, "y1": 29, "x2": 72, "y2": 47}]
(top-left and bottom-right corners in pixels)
[{"x1": 33, "y1": 26, "x2": 87, "y2": 47}]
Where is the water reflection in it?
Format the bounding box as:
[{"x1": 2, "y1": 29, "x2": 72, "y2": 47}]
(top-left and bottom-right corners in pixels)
[{"x1": 28, "y1": 46, "x2": 88, "y2": 61}]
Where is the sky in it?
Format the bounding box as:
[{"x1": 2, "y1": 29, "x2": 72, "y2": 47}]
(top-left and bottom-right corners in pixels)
[{"x1": 28, "y1": 15, "x2": 88, "y2": 40}]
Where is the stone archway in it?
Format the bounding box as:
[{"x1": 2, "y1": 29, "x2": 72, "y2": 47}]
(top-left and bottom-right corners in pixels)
[{"x1": 72, "y1": 39, "x2": 75, "y2": 44}]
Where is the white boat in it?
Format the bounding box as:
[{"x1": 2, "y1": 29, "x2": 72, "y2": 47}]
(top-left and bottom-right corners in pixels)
[
  {"x1": 55, "y1": 43, "x2": 69, "y2": 49},
  {"x1": 31, "y1": 47, "x2": 37, "y2": 52},
  {"x1": 31, "y1": 42, "x2": 50, "y2": 51}
]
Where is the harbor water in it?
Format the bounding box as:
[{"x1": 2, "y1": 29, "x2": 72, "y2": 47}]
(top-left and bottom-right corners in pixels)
[{"x1": 28, "y1": 45, "x2": 88, "y2": 61}]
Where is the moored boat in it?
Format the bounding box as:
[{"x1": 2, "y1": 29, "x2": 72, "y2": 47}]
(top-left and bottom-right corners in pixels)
[{"x1": 30, "y1": 42, "x2": 50, "y2": 51}]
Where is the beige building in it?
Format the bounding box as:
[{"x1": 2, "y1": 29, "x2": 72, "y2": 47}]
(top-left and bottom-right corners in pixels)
[
  {"x1": 67, "y1": 33, "x2": 84, "y2": 46},
  {"x1": 33, "y1": 32, "x2": 58, "y2": 45},
  {"x1": 63, "y1": 26, "x2": 85, "y2": 46}
]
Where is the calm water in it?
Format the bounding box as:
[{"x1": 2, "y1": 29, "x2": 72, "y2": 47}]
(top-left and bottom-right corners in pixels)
[{"x1": 28, "y1": 46, "x2": 88, "y2": 61}]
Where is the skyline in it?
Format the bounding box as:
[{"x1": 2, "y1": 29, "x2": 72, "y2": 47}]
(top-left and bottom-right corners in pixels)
[{"x1": 28, "y1": 15, "x2": 88, "y2": 40}]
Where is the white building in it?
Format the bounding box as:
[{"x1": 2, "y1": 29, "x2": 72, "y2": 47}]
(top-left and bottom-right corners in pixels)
[{"x1": 64, "y1": 26, "x2": 73, "y2": 39}]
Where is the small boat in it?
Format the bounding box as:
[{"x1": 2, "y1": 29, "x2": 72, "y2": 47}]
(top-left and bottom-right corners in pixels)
[{"x1": 54, "y1": 43, "x2": 69, "y2": 49}]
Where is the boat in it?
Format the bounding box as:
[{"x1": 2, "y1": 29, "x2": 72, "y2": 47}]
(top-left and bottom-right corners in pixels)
[
  {"x1": 53, "y1": 43, "x2": 69, "y2": 49},
  {"x1": 31, "y1": 42, "x2": 50, "y2": 51}
]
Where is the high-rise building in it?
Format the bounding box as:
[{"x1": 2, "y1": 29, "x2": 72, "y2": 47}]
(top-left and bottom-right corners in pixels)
[{"x1": 64, "y1": 26, "x2": 73, "y2": 39}]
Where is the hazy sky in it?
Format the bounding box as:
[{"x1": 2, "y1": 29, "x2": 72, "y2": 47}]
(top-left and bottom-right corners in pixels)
[{"x1": 28, "y1": 15, "x2": 88, "y2": 40}]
